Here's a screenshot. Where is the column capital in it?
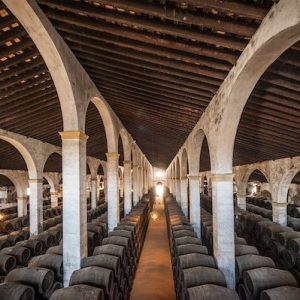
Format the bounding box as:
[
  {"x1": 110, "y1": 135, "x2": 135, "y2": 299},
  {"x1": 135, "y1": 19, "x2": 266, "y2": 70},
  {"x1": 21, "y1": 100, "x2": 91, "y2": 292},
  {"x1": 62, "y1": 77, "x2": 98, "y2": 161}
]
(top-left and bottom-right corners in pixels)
[
  {"x1": 106, "y1": 152, "x2": 120, "y2": 159},
  {"x1": 123, "y1": 160, "x2": 131, "y2": 165},
  {"x1": 272, "y1": 202, "x2": 288, "y2": 208},
  {"x1": 211, "y1": 173, "x2": 234, "y2": 181},
  {"x1": 59, "y1": 131, "x2": 89, "y2": 141},
  {"x1": 187, "y1": 174, "x2": 201, "y2": 180},
  {"x1": 28, "y1": 179, "x2": 43, "y2": 184}
]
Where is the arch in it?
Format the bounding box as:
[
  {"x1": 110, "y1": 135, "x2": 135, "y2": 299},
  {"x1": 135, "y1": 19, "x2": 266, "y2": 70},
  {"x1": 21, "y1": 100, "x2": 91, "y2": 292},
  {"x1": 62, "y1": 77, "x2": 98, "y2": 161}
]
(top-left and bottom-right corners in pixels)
[
  {"x1": 0, "y1": 172, "x2": 24, "y2": 199},
  {"x1": 43, "y1": 151, "x2": 62, "y2": 173},
  {"x1": 180, "y1": 148, "x2": 189, "y2": 177},
  {"x1": 119, "y1": 128, "x2": 132, "y2": 161},
  {"x1": 0, "y1": 135, "x2": 37, "y2": 178},
  {"x1": 206, "y1": 0, "x2": 300, "y2": 173},
  {"x1": 246, "y1": 169, "x2": 270, "y2": 197}
]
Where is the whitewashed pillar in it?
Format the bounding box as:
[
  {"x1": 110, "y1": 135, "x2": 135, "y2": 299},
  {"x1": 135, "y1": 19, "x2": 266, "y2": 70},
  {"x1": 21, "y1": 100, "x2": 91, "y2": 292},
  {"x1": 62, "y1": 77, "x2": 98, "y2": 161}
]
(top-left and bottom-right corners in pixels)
[
  {"x1": 180, "y1": 176, "x2": 188, "y2": 216},
  {"x1": 188, "y1": 175, "x2": 201, "y2": 238},
  {"x1": 272, "y1": 202, "x2": 287, "y2": 226},
  {"x1": 133, "y1": 164, "x2": 139, "y2": 205},
  {"x1": 176, "y1": 176, "x2": 181, "y2": 205},
  {"x1": 17, "y1": 196, "x2": 27, "y2": 217},
  {"x1": 60, "y1": 131, "x2": 88, "y2": 287},
  {"x1": 138, "y1": 166, "x2": 143, "y2": 199},
  {"x1": 50, "y1": 190, "x2": 59, "y2": 208},
  {"x1": 106, "y1": 152, "x2": 120, "y2": 232},
  {"x1": 104, "y1": 177, "x2": 108, "y2": 203},
  {"x1": 29, "y1": 178, "x2": 43, "y2": 235},
  {"x1": 237, "y1": 193, "x2": 247, "y2": 210},
  {"x1": 123, "y1": 160, "x2": 132, "y2": 215},
  {"x1": 91, "y1": 179, "x2": 97, "y2": 209}
]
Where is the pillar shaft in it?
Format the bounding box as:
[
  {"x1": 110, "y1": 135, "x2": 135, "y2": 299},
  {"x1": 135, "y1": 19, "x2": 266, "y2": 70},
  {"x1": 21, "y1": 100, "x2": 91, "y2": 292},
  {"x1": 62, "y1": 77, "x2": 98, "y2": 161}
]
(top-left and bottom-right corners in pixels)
[
  {"x1": 272, "y1": 202, "x2": 287, "y2": 226},
  {"x1": 91, "y1": 179, "x2": 97, "y2": 209},
  {"x1": 123, "y1": 161, "x2": 132, "y2": 215},
  {"x1": 138, "y1": 166, "x2": 143, "y2": 198},
  {"x1": 180, "y1": 177, "x2": 188, "y2": 216},
  {"x1": 132, "y1": 165, "x2": 139, "y2": 205},
  {"x1": 211, "y1": 173, "x2": 235, "y2": 289},
  {"x1": 29, "y1": 178, "x2": 43, "y2": 236},
  {"x1": 50, "y1": 191, "x2": 59, "y2": 208},
  {"x1": 188, "y1": 176, "x2": 201, "y2": 238},
  {"x1": 237, "y1": 193, "x2": 247, "y2": 210},
  {"x1": 106, "y1": 152, "x2": 120, "y2": 232},
  {"x1": 60, "y1": 131, "x2": 88, "y2": 287},
  {"x1": 176, "y1": 177, "x2": 181, "y2": 205},
  {"x1": 17, "y1": 196, "x2": 27, "y2": 217},
  {"x1": 104, "y1": 177, "x2": 108, "y2": 203}
]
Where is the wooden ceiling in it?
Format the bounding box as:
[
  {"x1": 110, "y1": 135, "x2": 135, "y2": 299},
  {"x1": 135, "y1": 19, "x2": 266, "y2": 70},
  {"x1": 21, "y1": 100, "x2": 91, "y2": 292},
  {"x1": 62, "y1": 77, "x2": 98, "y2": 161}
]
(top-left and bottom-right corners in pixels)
[{"x1": 4, "y1": 0, "x2": 300, "y2": 175}]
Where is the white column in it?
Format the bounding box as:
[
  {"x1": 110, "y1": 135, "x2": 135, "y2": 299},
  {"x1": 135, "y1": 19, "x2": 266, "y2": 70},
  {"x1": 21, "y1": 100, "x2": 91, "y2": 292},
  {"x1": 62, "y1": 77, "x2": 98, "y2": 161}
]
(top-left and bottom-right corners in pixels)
[
  {"x1": 17, "y1": 196, "x2": 27, "y2": 217},
  {"x1": 176, "y1": 177, "x2": 181, "y2": 205},
  {"x1": 138, "y1": 166, "x2": 143, "y2": 199},
  {"x1": 106, "y1": 152, "x2": 120, "y2": 232},
  {"x1": 180, "y1": 176, "x2": 188, "y2": 216},
  {"x1": 123, "y1": 161, "x2": 132, "y2": 215},
  {"x1": 188, "y1": 175, "x2": 201, "y2": 238},
  {"x1": 119, "y1": 174, "x2": 124, "y2": 198},
  {"x1": 133, "y1": 164, "x2": 139, "y2": 205},
  {"x1": 237, "y1": 193, "x2": 247, "y2": 210},
  {"x1": 272, "y1": 202, "x2": 287, "y2": 226},
  {"x1": 50, "y1": 190, "x2": 59, "y2": 208},
  {"x1": 29, "y1": 178, "x2": 43, "y2": 235},
  {"x1": 143, "y1": 168, "x2": 147, "y2": 194},
  {"x1": 212, "y1": 173, "x2": 235, "y2": 289},
  {"x1": 104, "y1": 177, "x2": 108, "y2": 202},
  {"x1": 91, "y1": 179, "x2": 97, "y2": 209},
  {"x1": 96, "y1": 177, "x2": 100, "y2": 201},
  {"x1": 60, "y1": 131, "x2": 88, "y2": 287}
]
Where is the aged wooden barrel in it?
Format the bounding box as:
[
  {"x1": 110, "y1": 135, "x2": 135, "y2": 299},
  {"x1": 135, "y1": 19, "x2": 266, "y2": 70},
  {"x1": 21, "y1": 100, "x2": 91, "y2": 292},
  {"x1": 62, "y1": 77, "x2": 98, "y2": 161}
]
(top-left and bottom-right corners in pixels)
[
  {"x1": 235, "y1": 254, "x2": 275, "y2": 282},
  {"x1": 275, "y1": 231, "x2": 300, "y2": 246},
  {"x1": 188, "y1": 284, "x2": 239, "y2": 300},
  {"x1": 17, "y1": 240, "x2": 43, "y2": 256},
  {"x1": 1, "y1": 246, "x2": 31, "y2": 265},
  {"x1": 50, "y1": 284, "x2": 104, "y2": 300},
  {"x1": 5, "y1": 267, "x2": 55, "y2": 294},
  {"x1": 176, "y1": 244, "x2": 208, "y2": 256},
  {"x1": 30, "y1": 232, "x2": 55, "y2": 248},
  {"x1": 174, "y1": 236, "x2": 202, "y2": 246},
  {"x1": 0, "y1": 254, "x2": 16, "y2": 274},
  {"x1": 0, "y1": 239, "x2": 10, "y2": 250},
  {"x1": 179, "y1": 253, "x2": 216, "y2": 270},
  {"x1": 287, "y1": 237, "x2": 300, "y2": 253},
  {"x1": 235, "y1": 244, "x2": 259, "y2": 256},
  {"x1": 261, "y1": 286, "x2": 300, "y2": 300},
  {"x1": 243, "y1": 267, "x2": 298, "y2": 298},
  {"x1": 0, "y1": 282, "x2": 35, "y2": 300},
  {"x1": 28, "y1": 254, "x2": 63, "y2": 279},
  {"x1": 69, "y1": 266, "x2": 113, "y2": 295},
  {"x1": 183, "y1": 266, "x2": 226, "y2": 288},
  {"x1": 93, "y1": 245, "x2": 126, "y2": 267},
  {"x1": 46, "y1": 245, "x2": 62, "y2": 255}
]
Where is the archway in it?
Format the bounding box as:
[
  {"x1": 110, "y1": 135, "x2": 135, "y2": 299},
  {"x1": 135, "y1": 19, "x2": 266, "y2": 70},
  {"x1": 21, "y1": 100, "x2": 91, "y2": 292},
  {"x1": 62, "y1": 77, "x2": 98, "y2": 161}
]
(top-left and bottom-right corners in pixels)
[
  {"x1": 180, "y1": 148, "x2": 189, "y2": 217},
  {"x1": 247, "y1": 169, "x2": 270, "y2": 198},
  {"x1": 175, "y1": 156, "x2": 181, "y2": 205}
]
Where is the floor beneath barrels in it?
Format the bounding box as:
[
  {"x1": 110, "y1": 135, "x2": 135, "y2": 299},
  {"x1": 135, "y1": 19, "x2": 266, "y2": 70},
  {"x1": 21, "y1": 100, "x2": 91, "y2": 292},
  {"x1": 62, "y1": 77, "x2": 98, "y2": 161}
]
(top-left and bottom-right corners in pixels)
[{"x1": 130, "y1": 200, "x2": 176, "y2": 300}]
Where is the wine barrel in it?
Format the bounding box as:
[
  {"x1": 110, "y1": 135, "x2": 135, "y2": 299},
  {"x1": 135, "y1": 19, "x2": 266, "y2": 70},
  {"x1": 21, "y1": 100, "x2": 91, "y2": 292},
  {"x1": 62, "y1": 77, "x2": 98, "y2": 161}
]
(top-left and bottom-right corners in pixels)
[
  {"x1": 69, "y1": 266, "x2": 113, "y2": 295},
  {"x1": 187, "y1": 284, "x2": 239, "y2": 300},
  {"x1": 173, "y1": 230, "x2": 197, "y2": 239},
  {"x1": 243, "y1": 267, "x2": 298, "y2": 298},
  {"x1": 235, "y1": 237, "x2": 247, "y2": 245},
  {"x1": 5, "y1": 267, "x2": 55, "y2": 294},
  {"x1": 174, "y1": 236, "x2": 202, "y2": 246},
  {"x1": 10, "y1": 219, "x2": 22, "y2": 231},
  {"x1": 43, "y1": 281, "x2": 62, "y2": 299},
  {"x1": 172, "y1": 225, "x2": 194, "y2": 232},
  {"x1": 30, "y1": 232, "x2": 55, "y2": 249},
  {"x1": 179, "y1": 253, "x2": 216, "y2": 270},
  {"x1": 81, "y1": 254, "x2": 121, "y2": 282},
  {"x1": 0, "y1": 254, "x2": 16, "y2": 274},
  {"x1": 183, "y1": 266, "x2": 226, "y2": 288},
  {"x1": 28, "y1": 254, "x2": 63, "y2": 279},
  {"x1": 275, "y1": 231, "x2": 300, "y2": 246},
  {"x1": 261, "y1": 286, "x2": 300, "y2": 300},
  {"x1": 0, "y1": 282, "x2": 35, "y2": 300},
  {"x1": 0, "y1": 221, "x2": 13, "y2": 233},
  {"x1": 235, "y1": 254, "x2": 275, "y2": 282},
  {"x1": 16, "y1": 240, "x2": 43, "y2": 256},
  {"x1": 235, "y1": 245, "x2": 259, "y2": 256},
  {"x1": 7, "y1": 232, "x2": 24, "y2": 246},
  {"x1": 46, "y1": 245, "x2": 62, "y2": 255},
  {"x1": 176, "y1": 244, "x2": 208, "y2": 256},
  {"x1": 0, "y1": 246, "x2": 31, "y2": 265},
  {"x1": 0, "y1": 239, "x2": 10, "y2": 250},
  {"x1": 287, "y1": 237, "x2": 300, "y2": 253},
  {"x1": 47, "y1": 229, "x2": 62, "y2": 244}
]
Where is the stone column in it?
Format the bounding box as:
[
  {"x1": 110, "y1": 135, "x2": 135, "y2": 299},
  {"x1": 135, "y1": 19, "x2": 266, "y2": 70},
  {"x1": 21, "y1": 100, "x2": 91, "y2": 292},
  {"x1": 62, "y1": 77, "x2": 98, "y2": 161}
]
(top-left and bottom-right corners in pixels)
[
  {"x1": 60, "y1": 131, "x2": 88, "y2": 287},
  {"x1": 180, "y1": 176, "x2": 188, "y2": 216},
  {"x1": 138, "y1": 166, "x2": 143, "y2": 199},
  {"x1": 211, "y1": 173, "x2": 235, "y2": 289},
  {"x1": 28, "y1": 178, "x2": 43, "y2": 236},
  {"x1": 123, "y1": 160, "x2": 132, "y2": 215},
  {"x1": 236, "y1": 193, "x2": 247, "y2": 210},
  {"x1": 188, "y1": 175, "x2": 201, "y2": 238},
  {"x1": 103, "y1": 177, "x2": 108, "y2": 203},
  {"x1": 272, "y1": 202, "x2": 287, "y2": 226},
  {"x1": 96, "y1": 176, "x2": 100, "y2": 202},
  {"x1": 176, "y1": 177, "x2": 181, "y2": 205},
  {"x1": 143, "y1": 168, "x2": 147, "y2": 194},
  {"x1": 17, "y1": 196, "x2": 27, "y2": 217},
  {"x1": 50, "y1": 191, "x2": 59, "y2": 208},
  {"x1": 119, "y1": 173, "x2": 124, "y2": 198},
  {"x1": 132, "y1": 164, "x2": 139, "y2": 205},
  {"x1": 91, "y1": 179, "x2": 97, "y2": 209},
  {"x1": 106, "y1": 152, "x2": 120, "y2": 232}
]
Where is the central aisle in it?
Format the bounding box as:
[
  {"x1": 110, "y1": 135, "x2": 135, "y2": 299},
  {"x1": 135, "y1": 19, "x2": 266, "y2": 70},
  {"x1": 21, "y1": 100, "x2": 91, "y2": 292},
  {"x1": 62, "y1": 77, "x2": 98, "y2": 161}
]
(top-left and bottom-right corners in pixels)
[{"x1": 130, "y1": 200, "x2": 176, "y2": 300}]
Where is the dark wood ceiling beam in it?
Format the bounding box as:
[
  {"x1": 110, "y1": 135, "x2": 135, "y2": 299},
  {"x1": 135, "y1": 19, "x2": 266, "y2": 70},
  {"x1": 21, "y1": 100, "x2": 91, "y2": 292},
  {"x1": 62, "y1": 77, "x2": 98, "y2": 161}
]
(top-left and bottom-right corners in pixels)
[
  {"x1": 78, "y1": 55, "x2": 218, "y2": 94},
  {"x1": 47, "y1": 11, "x2": 239, "y2": 66},
  {"x1": 0, "y1": 26, "x2": 27, "y2": 45},
  {"x1": 82, "y1": 59, "x2": 216, "y2": 96},
  {"x1": 0, "y1": 38, "x2": 34, "y2": 59},
  {"x1": 72, "y1": 47, "x2": 222, "y2": 87},
  {"x1": 53, "y1": 22, "x2": 234, "y2": 70},
  {"x1": 0, "y1": 49, "x2": 40, "y2": 72},
  {"x1": 89, "y1": 0, "x2": 257, "y2": 37},
  {"x1": 175, "y1": 0, "x2": 268, "y2": 20},
  {"x1": 0, "y1": 15, "x2": 17, "y2": 30},
  {"x1": 64, "y1": 36, "x2": 226, "y2": 80},
  {"x1": 39, "y1": 0, "x2": 246, "y2": 50}
]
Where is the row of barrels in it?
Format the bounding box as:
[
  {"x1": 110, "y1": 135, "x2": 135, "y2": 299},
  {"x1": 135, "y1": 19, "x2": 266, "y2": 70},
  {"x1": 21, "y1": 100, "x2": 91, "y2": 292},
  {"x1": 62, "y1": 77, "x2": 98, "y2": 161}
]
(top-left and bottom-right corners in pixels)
[
  {"x1": 0, "y1": 200, "x2": 109, "y2": 300},
  {"x1": 237, "y1": 211, "x2": 300, "y2": 281},
  {"x1": 165, "y1": 193, "x2": 239, "y2": 300},
  {"x1": 50, "y1": 194, "x2": 152, "y2": 300},
  {"x1": 200, "y1": 202, "x2": 300, "y2": 299},
  {"x1": 246, "y1": 196, "x2": 300, "y2": 219}
]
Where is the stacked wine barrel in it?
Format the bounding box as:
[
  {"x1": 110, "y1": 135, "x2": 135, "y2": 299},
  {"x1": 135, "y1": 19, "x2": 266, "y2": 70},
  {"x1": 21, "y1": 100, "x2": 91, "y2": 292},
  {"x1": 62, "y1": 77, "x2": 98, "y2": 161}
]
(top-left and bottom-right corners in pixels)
[
  {"x1": 50, "y1": 195, "x2": 152, "y2": 300},
  {"x1": 165, "y1": 193, "x2": 239, "y2": 300},
  {"x1": 0, "y1": 201, "x2": 108, "y2": 300}
]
